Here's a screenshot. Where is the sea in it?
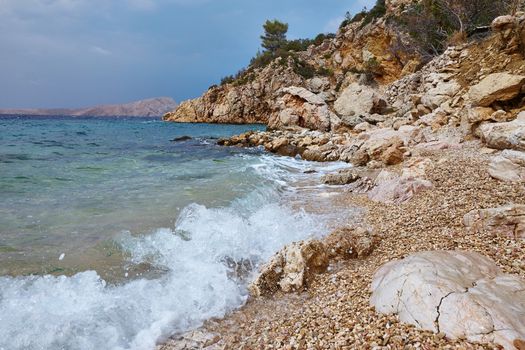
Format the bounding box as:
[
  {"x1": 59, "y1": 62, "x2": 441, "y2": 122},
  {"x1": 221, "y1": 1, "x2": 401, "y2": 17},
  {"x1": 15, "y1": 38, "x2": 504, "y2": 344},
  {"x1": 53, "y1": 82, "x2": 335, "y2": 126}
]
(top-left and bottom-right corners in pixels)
[{"x1": 0, "y1": 116, "x2": 352, "y2": 350}]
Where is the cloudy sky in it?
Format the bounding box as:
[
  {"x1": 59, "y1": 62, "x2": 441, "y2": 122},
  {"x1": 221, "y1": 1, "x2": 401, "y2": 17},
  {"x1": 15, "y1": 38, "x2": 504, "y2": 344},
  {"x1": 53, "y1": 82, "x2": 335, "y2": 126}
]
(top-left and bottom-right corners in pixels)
[{"x1": 0, "y1": 0, "x2": 374, "y2": 108}]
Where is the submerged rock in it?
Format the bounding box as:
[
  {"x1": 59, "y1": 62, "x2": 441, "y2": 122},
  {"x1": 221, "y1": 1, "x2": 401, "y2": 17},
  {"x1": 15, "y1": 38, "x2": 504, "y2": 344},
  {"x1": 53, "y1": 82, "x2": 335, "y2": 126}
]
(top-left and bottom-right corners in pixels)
[{"x1": 371, "y1": 251, "x2": 525, "y2": 350}]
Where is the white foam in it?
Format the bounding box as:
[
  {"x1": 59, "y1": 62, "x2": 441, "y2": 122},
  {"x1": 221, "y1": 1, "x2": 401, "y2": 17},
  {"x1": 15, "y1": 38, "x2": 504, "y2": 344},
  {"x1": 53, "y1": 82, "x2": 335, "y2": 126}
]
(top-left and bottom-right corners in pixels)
[{"x1": 0, "y1": 155, "x2": 336, "y2": 350}]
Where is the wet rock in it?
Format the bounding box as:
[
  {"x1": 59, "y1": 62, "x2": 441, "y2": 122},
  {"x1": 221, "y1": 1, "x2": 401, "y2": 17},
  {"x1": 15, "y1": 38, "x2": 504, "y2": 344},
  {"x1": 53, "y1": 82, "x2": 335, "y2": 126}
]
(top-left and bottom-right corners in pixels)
[
  {"x1": 249, "y1": 240, "x2": 329, "y2": 297},
  {"x1": 161, "y1": 330, "x2": 221, "y2": 350},
  {"x1": 170, "y1": 136, "x2": 193, "y2": 142},
  {"x1": 463, "y1": 204, "x2": 525, "y2": 240},
  {"x1": 468, "y1": 73, "x2": 525, "y2": 107},
  {"x1": 489, "y1": 150, "x2": 525, "y2": 182},
  {"x1": 321, "y1": 169, "x2": 359, "y2": 185},
  {"x1": 371, "y1": 251, "x2": 525, "y2": 350}
]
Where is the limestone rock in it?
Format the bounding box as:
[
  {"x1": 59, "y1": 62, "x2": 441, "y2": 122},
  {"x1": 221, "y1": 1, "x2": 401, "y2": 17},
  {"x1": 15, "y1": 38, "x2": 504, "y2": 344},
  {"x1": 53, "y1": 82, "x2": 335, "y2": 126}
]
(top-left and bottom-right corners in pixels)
[
  {"x1": 468, "y1": 73, "x2": 525, "y2": 107},
  {"x1": 463, "y1": 205, "x2": 525, "y2": 240},
  {"x1": 421, "y1": 80, "x2": 461, "y2": 109},
  {"x1": 249, "y1": 240, "x2": 328, "y2": 297},
  {"x1": 334, "y1": 83, "x2": 388, "y2": 118},
  {"x1": 489, "y1": 150, "x2": 525, "y2": 182},
  {"x1": 371, "y1": 251, "x2": 525, "y2": 350},
  {"x1": 324, "y1": 227, "x2": 378, "y2": 260},
  {"x1": 479, "y1": 113, "x2": 525, "y2": 151}
]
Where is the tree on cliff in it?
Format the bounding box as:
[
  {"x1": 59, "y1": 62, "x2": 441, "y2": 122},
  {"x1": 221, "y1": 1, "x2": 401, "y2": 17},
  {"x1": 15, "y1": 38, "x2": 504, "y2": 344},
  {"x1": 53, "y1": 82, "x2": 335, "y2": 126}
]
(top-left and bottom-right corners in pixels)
[{"x1": 260, "y1": 20, "x2": 289, "y2": 54}]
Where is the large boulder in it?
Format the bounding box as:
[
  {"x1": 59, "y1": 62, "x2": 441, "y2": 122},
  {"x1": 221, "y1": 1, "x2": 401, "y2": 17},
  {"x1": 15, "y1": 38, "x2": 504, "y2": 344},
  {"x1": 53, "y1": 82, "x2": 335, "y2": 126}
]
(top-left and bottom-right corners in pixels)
[
  {"x1": 489, "y1": 150, "x2": 525, "y2": 182},
  {"x1": 334, "y1": 83, "x2": 388, "y2": 118},
  {"x1": 268, "y1": 87, "x2": 340, "y2": 131},
  {"x1": 479, "y1": 112, "x2": 525, "y2": 151},
  {"x1": 371, "y1": 251, "x2": 525, "y2": 350},
  {"x1": 463, "y1": 205, "x2": 525, "y2": 240},
  {"x1": 248, "y1": 240, "x2": 329, "y2": 297},
  {"x1": 468, "y1": 73, "x2": 525, "y2": 107}
]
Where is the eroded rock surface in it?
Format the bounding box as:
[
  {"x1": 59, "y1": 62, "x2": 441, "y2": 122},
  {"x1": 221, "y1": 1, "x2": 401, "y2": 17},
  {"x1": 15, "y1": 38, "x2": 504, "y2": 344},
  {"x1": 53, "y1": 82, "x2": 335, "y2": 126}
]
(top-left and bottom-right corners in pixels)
[
  {"x1": 248, "y1": 240, "x2": 328, "y2": 297},
  {"x1": 250, "y1": 227, "x2": 378, "y2": 297},
  {"x1": 371, "y1": 251, "x2": 525, "y2": 350}
]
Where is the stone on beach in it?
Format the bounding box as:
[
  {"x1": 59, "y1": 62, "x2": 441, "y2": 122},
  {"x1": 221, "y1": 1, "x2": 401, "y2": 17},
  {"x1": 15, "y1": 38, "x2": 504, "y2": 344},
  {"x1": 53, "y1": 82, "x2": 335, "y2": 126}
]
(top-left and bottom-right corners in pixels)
[
  {"x1": 248, "y1": 240, "x2": 329, "y2": 297},
  {"x1": 479, "y1": 112, "x2": 525, "y2": 151},
  {"x1": 489, "y1": 149, "x2": 525, "y2": 182},
  {"x1": 463, "y1": 204, "x2": 525, "y2": 240},
  {"x1": 370, "y1": 251, "x2": 525, "y2": 350}
]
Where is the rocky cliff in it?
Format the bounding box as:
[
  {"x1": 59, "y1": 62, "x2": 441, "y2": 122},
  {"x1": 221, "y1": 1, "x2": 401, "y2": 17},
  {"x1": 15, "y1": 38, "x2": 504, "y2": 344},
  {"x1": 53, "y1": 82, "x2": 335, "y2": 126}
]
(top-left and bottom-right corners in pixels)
[
  {"x1": 1, "y1": 97, "x2": 177, "y2": 117},
  {"x1": 163, "y1": 0, "x2": 422, "y2": 125}
]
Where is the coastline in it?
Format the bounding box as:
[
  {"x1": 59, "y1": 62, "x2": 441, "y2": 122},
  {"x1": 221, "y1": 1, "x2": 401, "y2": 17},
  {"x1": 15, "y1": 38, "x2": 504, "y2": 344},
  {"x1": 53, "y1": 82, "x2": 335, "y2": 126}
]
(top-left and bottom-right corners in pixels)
[{"x1": 160, "y1": 140, "x2": 525, "y2": 349}]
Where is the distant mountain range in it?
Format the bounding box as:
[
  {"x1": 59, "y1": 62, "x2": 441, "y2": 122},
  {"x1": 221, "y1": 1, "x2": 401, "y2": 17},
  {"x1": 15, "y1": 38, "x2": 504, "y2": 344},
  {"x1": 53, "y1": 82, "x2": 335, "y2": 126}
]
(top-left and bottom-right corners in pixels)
[{"x1": 0, "y1": 97, "x2": 178, "y2": 117}]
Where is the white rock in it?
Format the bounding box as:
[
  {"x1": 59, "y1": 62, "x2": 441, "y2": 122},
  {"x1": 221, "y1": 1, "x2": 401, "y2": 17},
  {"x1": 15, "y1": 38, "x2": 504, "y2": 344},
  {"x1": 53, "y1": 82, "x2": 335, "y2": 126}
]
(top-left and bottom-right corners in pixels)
[
  {"x1": 334, "y1": 83, "x2": 388, "y2": 117},
  {"x1": 489, "y1": 150, "x2": 525, "y2": 182},
  {"x1": 371, "y1": 251, "x2": 525, "y2": 350}
]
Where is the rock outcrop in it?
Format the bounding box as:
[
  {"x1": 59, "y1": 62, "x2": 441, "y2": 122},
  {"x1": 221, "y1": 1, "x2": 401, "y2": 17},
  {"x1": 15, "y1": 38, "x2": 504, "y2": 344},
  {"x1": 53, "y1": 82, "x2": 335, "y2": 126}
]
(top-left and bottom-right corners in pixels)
[
  {"x1": 334, "y1": 83, "x2": 389, "y2": 119},
  {"x1": 268, "y1": 87, "x2": 340, "y2": 131},
  {"x1": 164, "y1": 61, "x2": 304, "y2": 124},
  {"x1": 371, "y1": 251, "x2": 525, "y2": 350},
  {"x1": 464, "y1": 205, "x2": 525, "y2": 240}
]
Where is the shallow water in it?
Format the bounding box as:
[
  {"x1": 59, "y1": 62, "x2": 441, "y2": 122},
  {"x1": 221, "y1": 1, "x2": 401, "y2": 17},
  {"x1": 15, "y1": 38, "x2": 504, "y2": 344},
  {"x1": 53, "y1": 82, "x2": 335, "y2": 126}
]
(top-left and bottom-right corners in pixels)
[{"x1": 0, "y1": 116, "x2": 352, "y2": 350}]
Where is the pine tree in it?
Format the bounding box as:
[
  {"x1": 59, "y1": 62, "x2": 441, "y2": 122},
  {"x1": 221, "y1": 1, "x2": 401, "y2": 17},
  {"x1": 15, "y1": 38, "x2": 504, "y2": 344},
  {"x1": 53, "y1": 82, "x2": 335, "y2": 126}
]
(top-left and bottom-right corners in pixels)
[{"x1": 260, "y1": 20, "x2": 288, "y2": 54}]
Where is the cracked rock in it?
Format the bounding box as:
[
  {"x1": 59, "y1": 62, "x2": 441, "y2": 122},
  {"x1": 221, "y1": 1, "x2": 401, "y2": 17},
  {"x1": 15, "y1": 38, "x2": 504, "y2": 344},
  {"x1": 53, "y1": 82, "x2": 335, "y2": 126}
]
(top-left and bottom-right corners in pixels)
[{"x1": 370, "y1": 251, "x2": 525, "y2": 350}]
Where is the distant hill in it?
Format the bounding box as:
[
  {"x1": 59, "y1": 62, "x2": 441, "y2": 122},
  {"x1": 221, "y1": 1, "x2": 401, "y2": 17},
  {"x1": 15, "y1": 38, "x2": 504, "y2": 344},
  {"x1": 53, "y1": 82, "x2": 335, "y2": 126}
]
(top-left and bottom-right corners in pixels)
[{"x1": 0, "y1": 97, "x2": 178, "y2": 117}]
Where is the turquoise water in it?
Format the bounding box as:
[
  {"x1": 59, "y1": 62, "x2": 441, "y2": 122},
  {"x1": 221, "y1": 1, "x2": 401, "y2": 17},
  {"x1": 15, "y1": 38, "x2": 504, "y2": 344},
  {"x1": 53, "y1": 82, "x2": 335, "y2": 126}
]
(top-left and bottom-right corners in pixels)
[
  {"x1": 0, "y1": 116, "x2": 266, "y2": 277},
  {"x1": 0, "y1": 116, "x2": 350, "y2": 350}
]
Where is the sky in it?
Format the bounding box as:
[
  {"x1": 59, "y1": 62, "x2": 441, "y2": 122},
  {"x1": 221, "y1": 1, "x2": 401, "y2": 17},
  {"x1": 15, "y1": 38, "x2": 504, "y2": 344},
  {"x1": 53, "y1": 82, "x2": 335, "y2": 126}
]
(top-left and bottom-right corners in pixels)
[{"x1": 0, "y1": 0, "x2": 375, "y2": 108}]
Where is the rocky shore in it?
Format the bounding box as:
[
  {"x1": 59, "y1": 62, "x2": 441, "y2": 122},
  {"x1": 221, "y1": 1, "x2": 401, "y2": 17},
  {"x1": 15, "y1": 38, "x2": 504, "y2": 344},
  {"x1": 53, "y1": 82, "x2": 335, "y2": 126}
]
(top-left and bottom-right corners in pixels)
[{"x1": 161, "y1": 5, "x2": 525, "y2": 350}]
